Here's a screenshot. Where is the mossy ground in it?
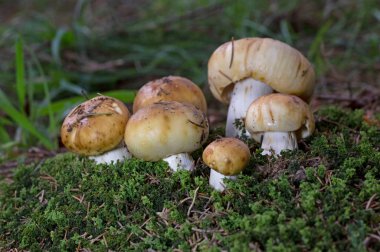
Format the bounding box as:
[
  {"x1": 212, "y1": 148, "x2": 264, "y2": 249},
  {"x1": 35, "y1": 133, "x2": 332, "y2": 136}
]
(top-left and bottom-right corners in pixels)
[{"x1": 1, "y1": 106, "x2": 379, "y2": 251}]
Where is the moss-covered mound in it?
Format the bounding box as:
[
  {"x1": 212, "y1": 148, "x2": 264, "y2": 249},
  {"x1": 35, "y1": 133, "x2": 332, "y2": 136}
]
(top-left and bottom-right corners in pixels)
[{"x1": 1, "y1": 107, "x2": 379, "y2": 251}]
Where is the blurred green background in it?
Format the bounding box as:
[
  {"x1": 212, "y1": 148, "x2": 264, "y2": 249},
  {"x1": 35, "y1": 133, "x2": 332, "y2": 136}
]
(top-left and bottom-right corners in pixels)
[{"x1": 0, "y1": 0, "x2": 379, "y2": 157}]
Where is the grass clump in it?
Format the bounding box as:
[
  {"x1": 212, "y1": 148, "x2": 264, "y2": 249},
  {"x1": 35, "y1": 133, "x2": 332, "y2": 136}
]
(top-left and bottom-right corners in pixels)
[{"x1": 1, "y1": 106, "x2": 379, "y2": 251}]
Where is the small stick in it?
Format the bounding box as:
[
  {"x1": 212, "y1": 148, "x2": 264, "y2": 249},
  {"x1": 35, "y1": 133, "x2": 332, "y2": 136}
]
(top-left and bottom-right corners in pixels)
[
  {"x1": 191, "y1": 227, "x2": 222, "y2": 233},
  {"x1": 90, "y1": 233, "x2": 104, "y2": 244},
  {"x1": 188, "y1": 119, "x2": 205, "y2": 128},
  {"x1": 218, "y1": 70, "x2": 233, "y2": 82},
  {"x1": 316, "y1": 95, "x2": 356, "y2": 101},
  {"x1": 187, "y1": 187, "x2": 200, "y2": 216},
  {"x1": 365, "y1": 194, "x2": 377, "y2": 210},
  {"x1": 229, "y1": 37, "x2": 235, "y2": 69}
]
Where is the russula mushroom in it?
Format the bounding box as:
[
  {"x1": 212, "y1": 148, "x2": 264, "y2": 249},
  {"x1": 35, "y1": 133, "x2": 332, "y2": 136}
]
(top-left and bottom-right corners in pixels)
[
  {"x1": 208, "y1": 37, "x2": 315, "y2": 137},
  {"x1": 61, "y1": 95, "x2": 131, "y2": 164},
  {"x1": 245, "y1": 93, "x2": 315, "y2": 156},
  {"x1": 202, "y1": 138, "x2": 251, "y2": 191},
  {"x1": 124, "y1": 101, "x2": 209, "y2": 171},
  {"x1": 133, "y1": 76, "x2": 207, "y2": 113}
]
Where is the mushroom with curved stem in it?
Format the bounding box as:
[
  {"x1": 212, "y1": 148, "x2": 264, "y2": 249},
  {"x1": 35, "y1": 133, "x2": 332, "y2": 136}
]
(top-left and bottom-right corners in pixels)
[
  {"x1": 208, "y1": 37, "x2": 316, "y2": 137},
  {"x1": 61, "y1": 95, "x2": 131, "y2": 164},
  {"x1": 124, "y1": 101, "x2": 209, "y2": 171},
  {"x1": 245, "y1": 93, "x2": 315, "y2": 156},
  {"x1": 133, "y1": 75, "x2": 207, "y2": 113},
  {"x1": 202, "y1": 138, "x2": 251, "y2": 191}
]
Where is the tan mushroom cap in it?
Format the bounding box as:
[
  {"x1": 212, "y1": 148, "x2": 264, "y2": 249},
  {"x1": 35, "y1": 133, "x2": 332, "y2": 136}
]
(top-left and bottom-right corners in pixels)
[
  {"x1": 245, "y1": 93, "x2": 315, "y2": 142},
  {"x1": 202, "y1": 138, "x2": 251, "y2": 176},
  {"x1": 125, "y1": 101, "x2": 209, "y2": 161},
  {"x1": 61, "y1": 95, "x2": 130, "y2": 156},
  {"x1": 133, "y1": 76, "x2": 207, "y2": 113},
  {"x1": 208, "y1": 37, "x2": 316, "y2": 104}
]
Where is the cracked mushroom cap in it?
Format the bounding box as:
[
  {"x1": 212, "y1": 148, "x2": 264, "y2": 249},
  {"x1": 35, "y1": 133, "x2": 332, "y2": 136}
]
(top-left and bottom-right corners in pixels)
[
  {"x1": 202, "y1": 138, "x2": 251, "y2": 176},
  {"x1": 125, "y1": 101, "x2": 209, "y2": 161},
  {"x1": 61, "y1": 95, "x2": 130, "y2": 156},
  {"x1": 133, "y1": 76, "x2": 207, "y2": 113},
  {"x1": 245, "y1": 93, "x2": 315, "y2": 142},
  {"x1": 208, "y1": 37, "x2": 316, "y2": 104}
]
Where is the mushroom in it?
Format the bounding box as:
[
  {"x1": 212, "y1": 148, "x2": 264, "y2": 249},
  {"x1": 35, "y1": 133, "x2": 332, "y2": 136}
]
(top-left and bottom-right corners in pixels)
[
  {"x1": 208, "y1": 37, "x2": 315, "y2": 137},
  {"x1": 245, "y1": 93, "x2": 315, "y2": 156},
  {"x1": 61, "y1": 95, "x2": 131, "y2": 164},
  {"x1": 202, "y1": 138, "x2": 251, "y2": 191},
  {"x1": 133, "y1": 76, "x2": 207, "y2": 113},
  {"x1": 124, "y1": 101, "x2": 209, "y2": 171}
]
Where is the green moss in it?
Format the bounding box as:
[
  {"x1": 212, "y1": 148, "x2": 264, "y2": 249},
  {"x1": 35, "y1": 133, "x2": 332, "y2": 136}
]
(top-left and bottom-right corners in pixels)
[{"x1": 1, "y1": 106, "x2": 379, "y2": 251}]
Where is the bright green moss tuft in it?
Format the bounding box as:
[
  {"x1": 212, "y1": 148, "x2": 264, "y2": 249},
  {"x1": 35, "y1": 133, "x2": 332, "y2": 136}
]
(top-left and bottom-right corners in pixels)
[{"x1": 0, "y1": 106, "x2": 379, "y2": 251}]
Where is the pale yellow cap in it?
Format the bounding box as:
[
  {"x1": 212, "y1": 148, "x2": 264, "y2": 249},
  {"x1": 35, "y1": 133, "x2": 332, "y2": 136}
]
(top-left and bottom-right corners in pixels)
[
  {"x1": 208, "y1": 37, "x2": 315, "y2": 104},
  {"x1": 125, "y1": 101, "x2": 209, "y2": 161},
  {"x1": 133, "y1": 76, "x2": 207, "y2": 113},
  {"x1": 245, "y1": 93, "x2": 315, "y2": 142},
  {"x1": 202, "y1": 137, "x2": 251, "y2": 176},
  {"x1": 61, "y1": 96, "x2": 130, "y2": 155}
]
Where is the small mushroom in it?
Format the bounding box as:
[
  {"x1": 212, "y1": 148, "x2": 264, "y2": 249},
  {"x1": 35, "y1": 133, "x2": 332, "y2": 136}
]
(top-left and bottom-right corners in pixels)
[
  {"x1": 245, "y1": 93, "x2": 315, "y2": 156},
  {"x1": 125, "y1": 101, "x2": 209, "y2": 171},
  {"x1": 61, "y1": 95, "x2": 131, "y2": 164},
  {"x1": 202, "y1": 138, "x2": 251, "y2": 191},
  {"x1": 133, "y1": 76, "x2": 207, "y2": 113},
  {"x1": 208, "y1": 37, "x2": 315, "y2": 137}
]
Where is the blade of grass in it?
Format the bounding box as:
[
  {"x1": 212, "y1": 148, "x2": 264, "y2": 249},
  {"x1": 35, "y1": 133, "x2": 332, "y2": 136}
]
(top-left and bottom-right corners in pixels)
[
  {"x1": 15, "y1": 37, "x2": 26, "y2": 111},
  {"x1": 308, "y1": 20, "x2": 332, "y2": 60},
  {"x1": 0, "y1": 117, "x2": 13, "y2": 143},
  {"x1": 60, "y1": 79, "x2": 86, "y2": 95},
  {"x1": 27, "y1": 45, "x2": 57, "y2": 147},
  {"x1": 51, "y1": 27, "x2": 67, "y2": 66},
  {"x1": 244, "y1": 20, "x2": 277, "y2": 38},
  {"x1": 26, "y1": 61, "x2": 37, "y2": 123},
  {"x1": 0, "y1": 89, "x2": 53, "y2": 149},
  {"x1": 308, "y1": 20, "x2": 332, "y2": 75},
  {"x1": 280, "y1": 20, "x2": 294, "y2": 45},
  {"x1": 103, "y1": 90, "x2": 136, "y2": 102},
  {"x1": 0, "y1": 141, "x2": 18, "y2": 151},
  {"x1": 0, "y1": 117, "x2": 13, "y2": 126},
  {"x1": 0, "y1": 125, "x2": 11, "y2": 143}
]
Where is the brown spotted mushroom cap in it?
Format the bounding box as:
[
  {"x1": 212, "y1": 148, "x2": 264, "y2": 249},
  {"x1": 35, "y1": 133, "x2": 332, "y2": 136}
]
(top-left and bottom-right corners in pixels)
[
  {"x1": 133, "y1": 76, "x2": 207, "y2": 113},
  {"x1": 208, "y1": 37, "x2": 316, "y2": 104},
  {"x1": 202, "y1": 138, "x2": 251, "y2": 176},
  {"x1": 125, "y1": 101, "x2": 209, "y2": 161},
  {"x1": 245, "y1": 93, "x2": 315, "y2": 142},
  {"x1": 61, "y1": 95, "x2": 130, "y2": 156}
]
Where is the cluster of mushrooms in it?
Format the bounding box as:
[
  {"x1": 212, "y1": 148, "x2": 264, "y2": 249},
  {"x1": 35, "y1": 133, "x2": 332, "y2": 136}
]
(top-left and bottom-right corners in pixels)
[{"x1": 61, "y1": 37, "x2": 316, "y2": 192}]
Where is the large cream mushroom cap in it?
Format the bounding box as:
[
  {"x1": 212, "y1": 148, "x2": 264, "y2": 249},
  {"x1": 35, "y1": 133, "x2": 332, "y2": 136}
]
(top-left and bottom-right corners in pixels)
[
  {"x1": 202, "y1": 138, "x2": 251, "y2": 176},
  {"x1": 125, "y1": 101, "x2": 209, "y2": 161},
  {"x1": 61, "y1": 96, "x2": 130, "y2": 156},
  {"x1": 133, "y1": 76, "x2": 207, "y2": 113},
  {"x1": 245, "y1": 93, "x2": 315, "y2": 142},
  {"x1": 208, "y1": 37, "x2": 316, "y2": 103}
]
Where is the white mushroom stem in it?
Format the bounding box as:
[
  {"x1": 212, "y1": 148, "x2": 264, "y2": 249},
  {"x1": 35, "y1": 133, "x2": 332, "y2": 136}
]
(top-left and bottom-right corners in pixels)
[
  {"x1": 261, "y1": 132, "x2": 298, "y2": 156},
  {"x1": 89, "y1": 146, "x2": 132, "y2": 164},
  {"x1": 226, "y1": 78, "x2": 273, "y2": 137},
  {"x1": 163, "y1": 153, "x2": 195, "y2": 172},
  {"x1": 209, "y1": 169, "x2": 237, "y2": 192}
]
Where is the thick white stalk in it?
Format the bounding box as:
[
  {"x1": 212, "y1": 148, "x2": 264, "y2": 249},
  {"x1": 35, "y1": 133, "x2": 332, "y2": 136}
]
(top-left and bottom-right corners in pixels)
[
  {"x1": 163, "y1": 153, "x2": 195, "y2": 172},
  {"x1": 209, "y1": 169, "x2": 237, "y2": 192},
  {"x1": 226, "y1": 78, "x2": 273, "y2": 137},
  {"x1": 89, "y1": 146, "x2": 132, "y2": 164},
  {"x1": 261, "y1": 131, "x2": 298, "y2": 156}
]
